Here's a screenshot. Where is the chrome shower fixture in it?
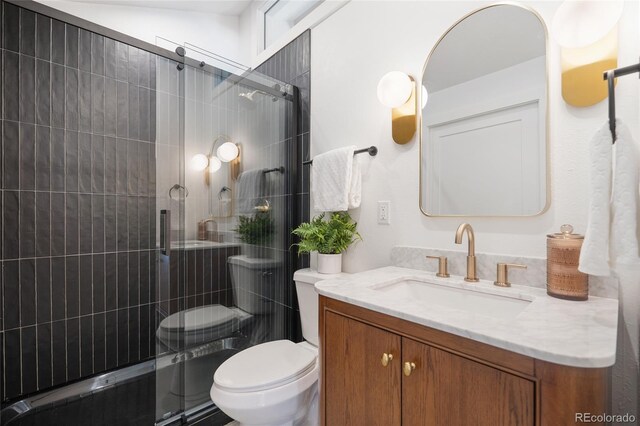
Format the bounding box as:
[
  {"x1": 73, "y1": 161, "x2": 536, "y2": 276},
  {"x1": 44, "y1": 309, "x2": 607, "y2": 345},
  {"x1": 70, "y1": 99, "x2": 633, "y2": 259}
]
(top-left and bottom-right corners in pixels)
[{"x1": 238, "y1": 89, "x2": 278, "y2": 105}]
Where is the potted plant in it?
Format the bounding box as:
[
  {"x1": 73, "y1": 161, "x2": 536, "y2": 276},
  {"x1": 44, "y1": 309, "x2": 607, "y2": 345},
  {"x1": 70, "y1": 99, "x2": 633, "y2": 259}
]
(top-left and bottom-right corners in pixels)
[
  {"x1": 292, "y1": 212, "x2": 362, "y2": 274},
  {"x1": 235, "y1": 212, "x2": 275, "y2": 258}
]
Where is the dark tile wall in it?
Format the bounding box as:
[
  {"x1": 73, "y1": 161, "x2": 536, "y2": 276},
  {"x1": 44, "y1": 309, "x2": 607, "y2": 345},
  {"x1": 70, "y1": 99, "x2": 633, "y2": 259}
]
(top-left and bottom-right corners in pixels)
[
  {"x1": 157, "y1": 245, "x2": 240, "y2": 327},
  {"x1": 254, "y1": 31, "x2": 311, "y2": 341},
  {"x1": 0, "y1": 2, "x2": 163, "y2": 401}
]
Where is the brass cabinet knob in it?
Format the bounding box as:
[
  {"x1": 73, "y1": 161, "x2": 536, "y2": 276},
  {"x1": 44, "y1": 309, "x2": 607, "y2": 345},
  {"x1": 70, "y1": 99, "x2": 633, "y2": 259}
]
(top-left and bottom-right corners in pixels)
[
  {"x1": 494, "y1": 263, "x2": 527, "y2": 287},
  {"x1": 426, "y1": 255, "x2": 450, "y2": 278},
  {"x1": 403, "y1": 362, "x2": 416, "y2": 376},
  {"x1": 381, "y1": 353, "x2": 394, "y2": 367}
]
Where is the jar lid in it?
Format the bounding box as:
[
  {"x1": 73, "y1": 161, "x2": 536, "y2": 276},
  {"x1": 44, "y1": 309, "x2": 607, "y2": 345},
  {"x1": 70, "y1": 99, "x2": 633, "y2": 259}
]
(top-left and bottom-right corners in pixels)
[{"x1": 547, "y1": 224, "x2": 584, "y2": 239}]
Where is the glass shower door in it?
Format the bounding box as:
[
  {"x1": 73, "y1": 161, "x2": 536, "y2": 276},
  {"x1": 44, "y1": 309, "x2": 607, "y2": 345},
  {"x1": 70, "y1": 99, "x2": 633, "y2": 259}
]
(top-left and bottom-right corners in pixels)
[
  {"x1": 153, "y1": 44, "x2": 297, "y2": 423},
  {"x1": 153, "y1": 53, "x2": 187, "y2": 423}
]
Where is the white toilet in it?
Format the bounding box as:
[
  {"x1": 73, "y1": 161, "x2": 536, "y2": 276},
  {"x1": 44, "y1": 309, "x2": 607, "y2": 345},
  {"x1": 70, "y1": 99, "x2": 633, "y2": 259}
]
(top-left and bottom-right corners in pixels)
[{"x1": 210, "y1": 269, "x2": 342, "y2": 426}]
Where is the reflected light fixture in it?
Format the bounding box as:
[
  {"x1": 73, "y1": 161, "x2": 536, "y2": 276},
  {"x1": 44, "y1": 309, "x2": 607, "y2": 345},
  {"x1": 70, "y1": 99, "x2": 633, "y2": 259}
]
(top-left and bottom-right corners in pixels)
[
  {"x1": 377, "y1": 71, "x2": 416, "y2": 144},
  {"x1": 421, "y1": 85, "x2": 428, "y2": 109},
  {"x1": 190, "y1": 153, "x2": 209, "y2": 171},
  {"x1": 217, "y1": 142, "x2": 240, "y2": 163},
  {"x1": 208, "y1": 156, "x2": 222, "y2": 173},
  {"x1": 189, "y1": 135, "x2": 241, "y2": 184},
  {"x1": 552, "y1": 0, "x2": 624, "y2": 107}
]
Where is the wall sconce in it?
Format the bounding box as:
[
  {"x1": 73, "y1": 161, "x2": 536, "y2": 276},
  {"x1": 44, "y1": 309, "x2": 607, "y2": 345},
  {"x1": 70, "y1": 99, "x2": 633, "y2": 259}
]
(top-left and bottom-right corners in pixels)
[
  {"x1": 190, "y1": 135, "x2": 241, "y2": 184},
  {"x1": 552, "y1": 0, "x2": 624, "y2": 107},
  {"x1": 377, "y1": 71, "x2": 416, "y2": 144}
]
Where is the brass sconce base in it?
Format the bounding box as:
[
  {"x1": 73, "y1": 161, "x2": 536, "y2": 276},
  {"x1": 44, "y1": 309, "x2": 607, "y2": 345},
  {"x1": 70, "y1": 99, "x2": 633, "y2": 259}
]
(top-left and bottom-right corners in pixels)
[
  {"x1": 562, "y1": 58, "x2": 618, "y2": 107},
  {"x1": 391, "y1": 77, "x2": 417, "y2": 144}
]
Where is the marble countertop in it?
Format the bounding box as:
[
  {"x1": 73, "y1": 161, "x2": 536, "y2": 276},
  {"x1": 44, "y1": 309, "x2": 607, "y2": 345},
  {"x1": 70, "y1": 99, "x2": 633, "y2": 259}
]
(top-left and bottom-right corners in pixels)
[{"x1": 315, "y1": 266, "x2": 618, "y2": 368}]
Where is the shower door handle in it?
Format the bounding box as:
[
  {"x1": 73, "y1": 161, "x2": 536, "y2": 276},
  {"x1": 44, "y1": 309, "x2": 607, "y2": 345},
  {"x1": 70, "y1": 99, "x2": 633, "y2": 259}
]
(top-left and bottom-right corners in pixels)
[{"x1": 160, "y1": 209, "x2": 171, "y2": 256}]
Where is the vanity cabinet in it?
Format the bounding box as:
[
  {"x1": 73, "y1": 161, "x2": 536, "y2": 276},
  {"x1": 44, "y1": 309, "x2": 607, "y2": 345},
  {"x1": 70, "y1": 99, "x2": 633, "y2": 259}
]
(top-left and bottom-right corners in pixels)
[
  {"x1": 401, "y1": 338, "x2": 534, "y2": 425},
  {"x1": 324, "y1": 311, "x2": 401, "y2": 425},
  {"x1": 319, "y1": 296, "x2": 609, "y2": 426}
]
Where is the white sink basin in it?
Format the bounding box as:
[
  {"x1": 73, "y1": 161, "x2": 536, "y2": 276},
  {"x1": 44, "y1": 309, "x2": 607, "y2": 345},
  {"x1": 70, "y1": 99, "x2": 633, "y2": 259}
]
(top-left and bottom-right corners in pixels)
[{"x1": 372, "y1": 279, "x2": 531, "y2": 320}]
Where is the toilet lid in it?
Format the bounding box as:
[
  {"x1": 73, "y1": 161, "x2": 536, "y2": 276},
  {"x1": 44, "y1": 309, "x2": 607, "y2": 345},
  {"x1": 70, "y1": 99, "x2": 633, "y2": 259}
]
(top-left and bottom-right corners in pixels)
[
  {"x1": 214, "y1": 340, "x2": 316, "y2": 392},
  {"x1": 160, "y1": 305, "x2": 237, "y2": 332}
]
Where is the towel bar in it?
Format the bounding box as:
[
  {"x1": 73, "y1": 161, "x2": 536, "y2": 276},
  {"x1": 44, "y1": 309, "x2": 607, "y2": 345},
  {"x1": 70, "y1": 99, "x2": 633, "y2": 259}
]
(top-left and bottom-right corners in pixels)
[
  {"x1": 303, "y1": 146, "x2": 378, "y2": 166},
  {"x1": 263, "y1": 167, "x2": 285, "y2": 174}
]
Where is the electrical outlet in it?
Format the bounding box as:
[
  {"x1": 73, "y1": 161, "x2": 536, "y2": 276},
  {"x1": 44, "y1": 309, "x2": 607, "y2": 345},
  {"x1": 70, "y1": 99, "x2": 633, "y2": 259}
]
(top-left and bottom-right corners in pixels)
[{"x1": 378, "y1": 201, "x2": 391, "y2": 225}]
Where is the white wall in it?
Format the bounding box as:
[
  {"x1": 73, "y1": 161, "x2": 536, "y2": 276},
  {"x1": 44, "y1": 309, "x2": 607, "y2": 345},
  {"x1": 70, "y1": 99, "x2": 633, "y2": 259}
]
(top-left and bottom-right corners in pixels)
[
  {"x1": 36, "y1": 0, "x2": 250, "y2": 67},
  {"x1": 311, "y1": 0, "x2": 638, "y2": 267},
  {"x1": 311, "y1": 0, "x2": 639, "y2": 416}
]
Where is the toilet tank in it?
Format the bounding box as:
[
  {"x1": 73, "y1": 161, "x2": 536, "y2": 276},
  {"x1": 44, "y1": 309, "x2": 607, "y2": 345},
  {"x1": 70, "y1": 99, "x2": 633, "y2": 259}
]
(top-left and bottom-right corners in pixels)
[
  {"x1": 228, "y1": 256, "x2": 282, "y2": 314},
  {"x1": 294, "y1": 269, "x2": 348, "y2": 347}
]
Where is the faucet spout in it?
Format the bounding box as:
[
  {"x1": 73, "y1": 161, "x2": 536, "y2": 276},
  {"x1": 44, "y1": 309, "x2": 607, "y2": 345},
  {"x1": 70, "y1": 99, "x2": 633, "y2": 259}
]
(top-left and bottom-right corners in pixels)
[
  {"x1": 454, "y1": 223, "x2": 479, "y2": 282},
  {"x1": 197, "y1": 218, "x2": 218, "y2": 241},
  {"x1": 454, "y1": 223, "x2": 475, "y2": 256}
]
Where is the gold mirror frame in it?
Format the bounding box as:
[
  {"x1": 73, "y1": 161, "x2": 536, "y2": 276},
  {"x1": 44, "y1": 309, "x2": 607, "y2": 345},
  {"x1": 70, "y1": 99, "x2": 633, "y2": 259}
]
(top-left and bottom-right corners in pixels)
[{"x1": 418, "y1": 2, "x2": 550, "y2": 218}]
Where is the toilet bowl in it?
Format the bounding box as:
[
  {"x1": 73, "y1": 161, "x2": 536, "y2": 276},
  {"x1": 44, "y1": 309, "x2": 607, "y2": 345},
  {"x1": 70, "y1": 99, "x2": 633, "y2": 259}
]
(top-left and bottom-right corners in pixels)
[
  {"x1": 210, "y1": 269, "x2": 346, "y2": 426},
  {"x1": 157, "y1": 305, "x2": 248, "y2": 352}
]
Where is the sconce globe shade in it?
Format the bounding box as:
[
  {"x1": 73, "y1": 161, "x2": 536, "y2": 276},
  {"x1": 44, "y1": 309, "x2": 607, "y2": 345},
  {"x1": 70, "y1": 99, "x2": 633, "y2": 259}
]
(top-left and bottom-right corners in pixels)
[
  {"x1": 552, "y1": 0, "x2": 623, "y2": 48},
  {"x1": 377, "y1": 71, "x2": 413, "y2": 108},
  {"x1": 217, "y1": 142, "x2": 240, "y2": 162},
  {"x1": 190, "y1": 153, "x2": 209, "y2": 171},
  {"x1": 208, "y1": 156, "x2": 222, "y2": 173},
  {"x1": 421, "y1": 85, "x2": 429, "y2": 109}
]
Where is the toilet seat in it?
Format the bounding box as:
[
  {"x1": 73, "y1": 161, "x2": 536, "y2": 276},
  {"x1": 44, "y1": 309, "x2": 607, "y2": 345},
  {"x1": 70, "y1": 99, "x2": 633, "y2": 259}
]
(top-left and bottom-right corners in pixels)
[
  {"x1": 162, "y1": 305, "x2": 238, "y2": 331},
  {"x1": 214, "y1": 340, "x2": 317, "y2": 393},
  {"x1": 157, "y1": 305, "x2": 244, "y2": 350}
]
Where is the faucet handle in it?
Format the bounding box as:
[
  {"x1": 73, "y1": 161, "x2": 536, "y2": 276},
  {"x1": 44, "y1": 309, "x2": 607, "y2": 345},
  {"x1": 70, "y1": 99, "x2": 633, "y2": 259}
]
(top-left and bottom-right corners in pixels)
[
  {"x1": 494, "y1": 263, "x2": 527, "y2": 287},
  {"x1": 426, "y1": 256, "x2": 450, "y2": 278}
]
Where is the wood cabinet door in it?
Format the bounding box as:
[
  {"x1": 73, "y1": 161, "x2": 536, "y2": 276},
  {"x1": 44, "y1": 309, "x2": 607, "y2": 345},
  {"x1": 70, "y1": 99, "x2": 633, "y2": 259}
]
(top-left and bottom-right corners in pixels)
[
  {"x1": 402, "y1": 338, "x2": 535, "y2": 426},
  {"x1": 324, "y1": 311, "x2": 402, "y2": 426}
]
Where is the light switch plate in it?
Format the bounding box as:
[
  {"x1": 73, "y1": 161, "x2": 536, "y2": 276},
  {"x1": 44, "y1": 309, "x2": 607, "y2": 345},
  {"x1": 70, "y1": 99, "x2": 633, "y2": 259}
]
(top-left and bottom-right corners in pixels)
[{"x1": 378, "y1": 201, "x2": 391, "y2": 225}]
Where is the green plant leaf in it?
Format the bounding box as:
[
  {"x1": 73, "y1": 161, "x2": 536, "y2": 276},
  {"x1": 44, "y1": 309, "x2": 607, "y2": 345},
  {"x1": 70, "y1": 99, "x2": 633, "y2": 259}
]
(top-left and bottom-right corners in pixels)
[
  {"x1": 234, "y1": 212, "x2": 275, "y2": 245},
  {"x1": 292, "y1": 211, "x2": 361, "y2": 255}
]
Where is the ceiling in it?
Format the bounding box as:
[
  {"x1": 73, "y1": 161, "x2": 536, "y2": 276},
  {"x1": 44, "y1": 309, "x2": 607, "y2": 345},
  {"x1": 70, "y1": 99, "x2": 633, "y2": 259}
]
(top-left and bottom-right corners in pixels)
[{"x1": 64, "y1": 0, "x2": 253, "y2": 16}]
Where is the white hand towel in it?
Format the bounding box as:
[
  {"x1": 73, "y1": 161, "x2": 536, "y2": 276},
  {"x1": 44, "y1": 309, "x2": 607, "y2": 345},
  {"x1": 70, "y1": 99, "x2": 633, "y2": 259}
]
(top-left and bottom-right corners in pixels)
[
  {"x1": 236, "y1": 169, "x2": 265, "y2": 214},
  {"x1": 348, "y1": 158, "x2": 362, "y2": 209},
  {"x1": 579, "y1": 121, "x2": 613, "y2": 276},
  {"x1": 610, "y1": 120, "x2": 640, "y2": 267},
  {"x1": 312, "y1": 146, "x2": 362, "y2": 212}
]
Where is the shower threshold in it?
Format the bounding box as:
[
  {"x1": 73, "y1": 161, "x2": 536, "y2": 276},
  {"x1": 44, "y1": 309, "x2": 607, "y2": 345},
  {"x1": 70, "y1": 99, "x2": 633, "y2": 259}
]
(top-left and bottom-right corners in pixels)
[{"x1": 1, "y1": 360, "x2": 156, "y2": 425}]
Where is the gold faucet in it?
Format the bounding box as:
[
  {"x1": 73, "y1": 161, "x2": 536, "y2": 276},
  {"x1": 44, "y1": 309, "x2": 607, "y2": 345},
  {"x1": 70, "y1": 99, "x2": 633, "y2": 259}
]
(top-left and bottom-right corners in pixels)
[
  {"x1": 197, "y1": 218, "x2": 218, "y2": 241},
  {"x1": 454, "y1": 223, "x2": 479, "y2": 282}
]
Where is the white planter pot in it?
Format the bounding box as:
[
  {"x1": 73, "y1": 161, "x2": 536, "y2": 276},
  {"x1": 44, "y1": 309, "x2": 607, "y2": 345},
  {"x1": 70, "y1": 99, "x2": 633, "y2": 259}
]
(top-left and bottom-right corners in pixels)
[{"x1": 317, "y1": 253, "x2": 342, "y2": 274}]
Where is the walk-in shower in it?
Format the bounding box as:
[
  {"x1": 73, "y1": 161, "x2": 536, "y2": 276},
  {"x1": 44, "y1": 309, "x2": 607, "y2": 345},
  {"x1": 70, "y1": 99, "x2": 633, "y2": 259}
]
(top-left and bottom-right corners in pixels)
[{"x1": 0, "y1": 1, "x2": 310, "y2": 424}]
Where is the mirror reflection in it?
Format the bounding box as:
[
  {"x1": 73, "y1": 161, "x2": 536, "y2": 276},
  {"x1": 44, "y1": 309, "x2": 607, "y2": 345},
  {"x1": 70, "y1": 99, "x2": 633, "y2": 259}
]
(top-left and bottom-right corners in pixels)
[{"x1": 421, "y1": 4, "x2": 548, "y2": 216}]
